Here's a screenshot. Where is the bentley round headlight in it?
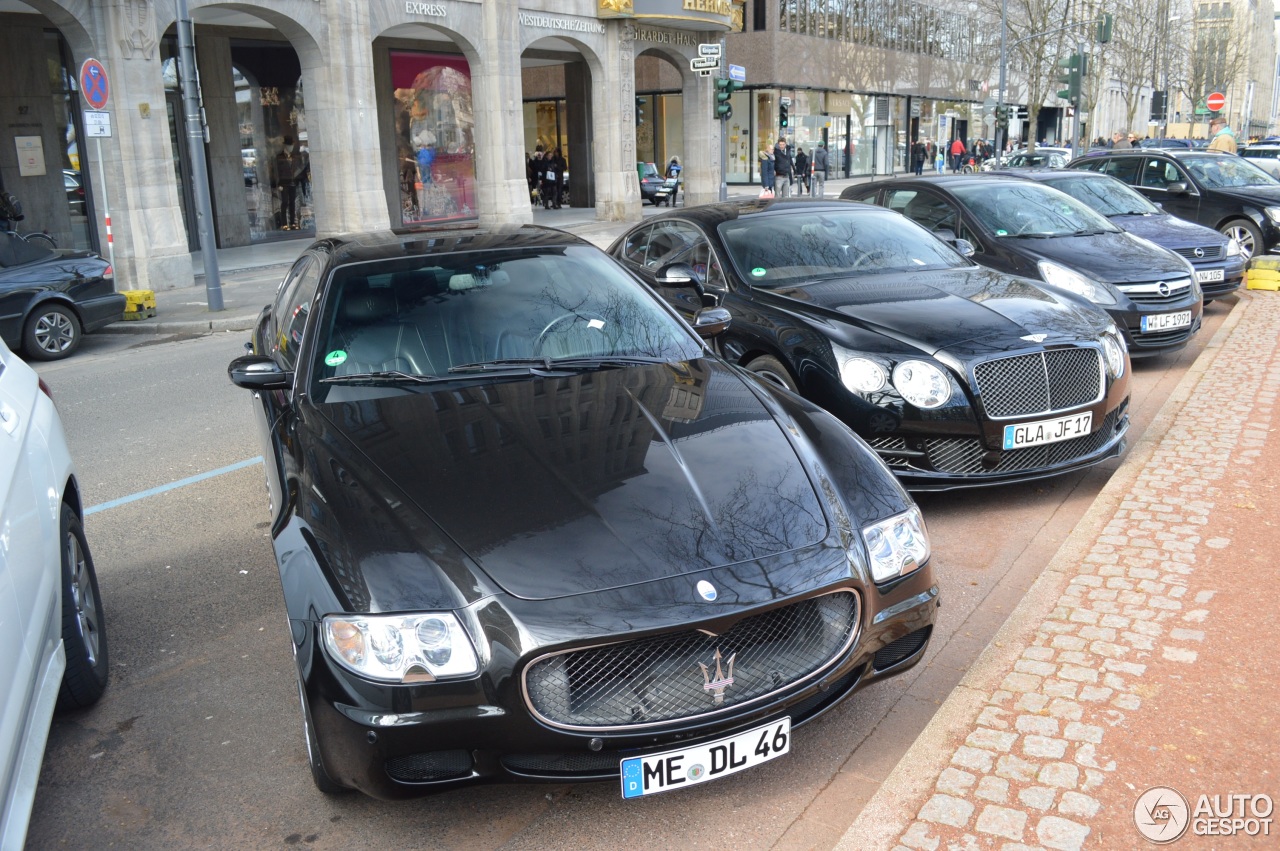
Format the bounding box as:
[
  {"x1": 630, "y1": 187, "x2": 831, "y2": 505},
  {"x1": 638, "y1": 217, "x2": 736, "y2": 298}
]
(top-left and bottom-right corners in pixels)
[
  {"x1": 1100, "y1": 332, "x2": 1126, "y2": 379},
  {"x1": 891, "y1": 360, "x2": 952, "y2": 409},
  {"x1": 323, "y1": 613, "x2": 479, "y2": 683},
  {"x1": 840, "y1": 356, "x2": 888, "y2": 393}
]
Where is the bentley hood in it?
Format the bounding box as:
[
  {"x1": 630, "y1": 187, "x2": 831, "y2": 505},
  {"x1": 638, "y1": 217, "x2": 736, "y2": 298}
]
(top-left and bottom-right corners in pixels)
[
  {"x1": 312, "y1": 359, "x2": 830, "y2": 602},
  {"x1": 768, "y1": 266, "x2": 1111, "y2": 358}
]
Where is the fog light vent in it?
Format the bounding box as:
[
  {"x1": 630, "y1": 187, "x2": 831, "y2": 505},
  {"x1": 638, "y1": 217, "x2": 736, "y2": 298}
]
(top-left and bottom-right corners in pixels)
[
  {"x1": 873, "y1": 627, "x2": 931, "y2": 671},
  {"x1": 385, "y1": 750, "x2": 472, "y2": 782}
]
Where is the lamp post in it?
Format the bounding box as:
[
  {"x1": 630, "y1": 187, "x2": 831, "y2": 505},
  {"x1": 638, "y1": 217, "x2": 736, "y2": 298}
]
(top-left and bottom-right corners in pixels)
[{"x1": 996, "y1": 0, "x2": 1008, "y2": 156}]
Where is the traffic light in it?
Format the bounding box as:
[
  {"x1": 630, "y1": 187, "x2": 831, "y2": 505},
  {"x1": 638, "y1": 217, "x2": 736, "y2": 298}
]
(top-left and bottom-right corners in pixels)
[
  {"x1": 636, "y1": 96, "x2": 646, "y2": 125},
  {"x1": 780, "y1": 102, "x2": 789, "y2": 129},
  {"x1": 995, "y1": 104, "x2": 1010, "y2": 129},
  {"x1": 1097, "y1": 13, "x2": 1113, "y2": 44},
  {"x1": 1151, "y1": 90, "x2": 1168, "y2": 122},
  {"x1": 1056, "y1": 53, "x2": 1086, "y2": 106},
  {"x1": 715, "y1": 78, "x2": 743, "y2": 120}
]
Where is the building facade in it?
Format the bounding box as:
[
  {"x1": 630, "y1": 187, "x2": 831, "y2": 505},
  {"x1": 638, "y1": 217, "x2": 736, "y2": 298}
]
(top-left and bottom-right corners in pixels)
[{"x1": 0, "y1": 0, "x2": 1004, "y2": 293}]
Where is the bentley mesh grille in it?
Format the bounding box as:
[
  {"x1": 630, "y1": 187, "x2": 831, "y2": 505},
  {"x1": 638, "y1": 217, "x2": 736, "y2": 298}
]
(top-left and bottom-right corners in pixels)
[
  {"x1": 522, "y1": 591, "x2": 860, "y2": 731},
  {"x1": 925, "y1": 410, "x2": 1120, "y2": 475},
  {"x1": 973, "y1": 349, "x2": 1103, "y2": 419},
  {"x1": 1173, "y1": 245, "x2": 1222, "y2": 261}
]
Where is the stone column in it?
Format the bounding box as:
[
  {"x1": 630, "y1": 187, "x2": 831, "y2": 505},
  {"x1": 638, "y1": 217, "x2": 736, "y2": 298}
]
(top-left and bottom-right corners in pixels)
[
  {"x1": 196, "y1": 33, "x2": 251, "y2": 247},
  {"x1": 683, "y1": 67, "x2": 720, "y2": 207},
  {"x1": 592, "y1": 22, "x2": 641, "y2": 222},
  {"x1": 301, "y1": 4, "x2": 391, "y2": 235},
  {"x1": 471, "y1": 0, "x2": 532, "y2": 227},
  {"x1": 96, "y1": 0, "x2": 194, "y2": 290}
]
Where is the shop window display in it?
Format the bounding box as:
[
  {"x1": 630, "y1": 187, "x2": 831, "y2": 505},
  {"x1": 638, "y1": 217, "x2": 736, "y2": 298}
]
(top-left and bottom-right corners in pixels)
[{"x1": 391, "y1": 51, "x2": 475, "y2": 224}]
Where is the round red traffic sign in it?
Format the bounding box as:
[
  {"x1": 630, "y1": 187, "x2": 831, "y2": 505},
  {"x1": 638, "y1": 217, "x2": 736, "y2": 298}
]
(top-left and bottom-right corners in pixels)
[
  {"x1": 80, "y1": 58, "x2": 109, "y2": 110},
  {"x1": 1206, "y1": 91, "x2": 1226, "y2": 112}
]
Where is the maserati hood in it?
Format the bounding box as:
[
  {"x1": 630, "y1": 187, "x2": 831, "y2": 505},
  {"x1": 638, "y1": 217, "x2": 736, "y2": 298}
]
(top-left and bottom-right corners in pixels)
[{"x1": 314, "y1": 359, "x2": 829, "y2": 601}]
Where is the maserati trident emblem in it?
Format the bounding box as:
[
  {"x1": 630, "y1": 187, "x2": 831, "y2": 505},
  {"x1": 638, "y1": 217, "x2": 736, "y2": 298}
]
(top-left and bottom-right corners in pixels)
[
  {"x1": 1020, "y1": 333, "x2": 1047, "y2": 343},
  {"x1": 696, "y1": 580, "x2": 718, "y2": 601},
  {"x1": 698, "y1": 648, "x2": 736, "y2": 705}
]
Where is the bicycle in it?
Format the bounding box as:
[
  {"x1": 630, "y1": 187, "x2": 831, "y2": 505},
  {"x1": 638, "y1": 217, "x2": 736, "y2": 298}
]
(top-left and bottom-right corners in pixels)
[{"x1": 1, "y1": 191, "x2": 57, "y2": 249}]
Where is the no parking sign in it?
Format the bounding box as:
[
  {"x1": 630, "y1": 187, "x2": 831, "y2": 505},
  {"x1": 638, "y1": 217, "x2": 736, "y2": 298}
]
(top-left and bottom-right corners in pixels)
[{"x1": 80, "y1": 58, "x2": 110, "y2": 110}]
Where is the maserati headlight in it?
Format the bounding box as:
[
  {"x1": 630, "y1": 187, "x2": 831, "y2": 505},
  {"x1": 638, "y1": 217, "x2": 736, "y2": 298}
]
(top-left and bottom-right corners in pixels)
[
  {"x1": 1226, "y1": 237, "x2": 1243, "y2": 257},
  {"x1": 323, "y1": 612, "x2": 479, "y2": 683},
  {"x1": 1100, "y1": 330, "x2": 1126, "y2": 379},
  {"x1": 832, "y1": 344, "x2": 888, "y2": 393},
  {"x1": 892, "y1": 360, "x2": 952, "y2": 409},
  {"x1": 1038, "y1": 260, "x2": 1118, "y2": 306},
  {"x1": 861, "y1": 507, "x2": 930, "y2": 583}
]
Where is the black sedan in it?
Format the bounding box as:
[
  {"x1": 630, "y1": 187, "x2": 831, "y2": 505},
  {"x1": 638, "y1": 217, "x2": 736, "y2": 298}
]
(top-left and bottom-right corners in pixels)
[
  {"x1": 842, "y1": 175, "x2": 1203, "y2": 357},
  {"x1": 1066, "y1": 148, "x2": 1280, "y2": 260},
  {"x1": 0, "y1": 233, "x2": 123, "y2": 360},
  {"x1": 1004, "y1": 169, "x2": 1244, "y2": 301},
  {"x1": 608, "y1": 199, "x2": 1131, "y2": 491},
  {"x1": 227, "y1": 225, "x2": 937, "y2": 799}
]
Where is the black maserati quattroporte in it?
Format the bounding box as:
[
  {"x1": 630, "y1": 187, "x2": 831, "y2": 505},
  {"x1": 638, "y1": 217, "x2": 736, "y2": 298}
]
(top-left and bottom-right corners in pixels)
[{"x1": 228, "y1": 226, "x2": 938, "y2": 799}]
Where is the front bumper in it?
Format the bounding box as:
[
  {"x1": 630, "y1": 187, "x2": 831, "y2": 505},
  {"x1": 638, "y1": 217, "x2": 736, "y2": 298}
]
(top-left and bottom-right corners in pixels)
[{"x1": 298, "y1": 568, "x2": 938, "y2": 800}]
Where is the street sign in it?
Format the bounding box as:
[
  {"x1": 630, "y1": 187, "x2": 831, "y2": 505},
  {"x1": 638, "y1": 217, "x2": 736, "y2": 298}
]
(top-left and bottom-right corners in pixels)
[
  {"x1": 983, "y1": 114, "x2": 995, "y2": 127},
  {"x1": 699, "y1": 43, "x2": 721, "y2": 57},
  {"x1": 729, "y1": 64, "x2": 745, "y2": 82},
  {"x1": 780, "y1": 96, "x2": 791, "y2": 106},
  {"x1": 690, "y1": 56, "x2": 720, "y2": 71},
  {"x1": 83, "y1": 110, "x2": 112, "y2": 138},
  {"x1": 1206, "y1": 91, "x2": 1226, "y2": 112},
  {"x1": 79, "y1": 58, "x2": 109, "y2": 110}
]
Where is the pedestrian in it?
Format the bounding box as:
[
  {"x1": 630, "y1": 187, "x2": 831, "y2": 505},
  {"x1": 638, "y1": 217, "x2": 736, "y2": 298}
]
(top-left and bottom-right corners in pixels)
[
  {"x1": 935, "y1": 144, "x2": 945, "y2": 174},
  {"x1": 274, "y1": 136, "x2": 302, "y2": 230},
  {"x1": 794, "y1": 146, "x2": 810, "y2": 195},
  {"x1": 529, "y1": 148, "x2": 546, "y2": 206},
  {"x1": 911, "y1": 138, "x2": 926, "y2": 176},
  {"x1": 1207, "y1": 115, "x2": 1238, "y2": 154},
  {"x1": 1111, "y1": 131, "x2": 1131, "y2": 150},
  {"x1": 949, "y1": 136, "x2": 966, "y2": 173},
  {"x1": 759, "y1": 147, "x2": 776, "y2": 197},
  {"x1": 811, "y1": 142, "x2": 828, "y2": 197},
  {"x1": 774, "y1": 139, "x2": 793, "y2": 198},
  {"x1": 542, "y1": 148, "x2": 565, "y2": 209},
  {"x1": 664, "y1": 156, "x2": 682, "y2": 206}
]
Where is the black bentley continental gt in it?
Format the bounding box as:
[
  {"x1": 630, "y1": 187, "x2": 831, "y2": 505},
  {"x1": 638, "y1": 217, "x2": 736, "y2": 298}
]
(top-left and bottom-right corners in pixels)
[
  {"x1": 608, "y1": 199, "x2": 1132, "y2": 491},
  {"x1": 227, "y1": 226, "x2": 938, "y2": 799}
]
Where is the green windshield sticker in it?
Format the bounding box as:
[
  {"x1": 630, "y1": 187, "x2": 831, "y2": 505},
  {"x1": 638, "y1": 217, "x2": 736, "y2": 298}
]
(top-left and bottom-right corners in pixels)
[
  {"x1": 995, "y1": 229, "x2": 1009, "y2": 236},
  {"x1": 325, "y1": 350, "x2": 348, "y2": 366},
  {"x1": 751, "y1": 267, "x2": 767, "y2": 277}
]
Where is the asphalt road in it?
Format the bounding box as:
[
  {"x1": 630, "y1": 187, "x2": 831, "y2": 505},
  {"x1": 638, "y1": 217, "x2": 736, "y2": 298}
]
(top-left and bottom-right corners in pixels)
[{"x1": 24, "y1": 301, "x2": 1234, "y2": 850}]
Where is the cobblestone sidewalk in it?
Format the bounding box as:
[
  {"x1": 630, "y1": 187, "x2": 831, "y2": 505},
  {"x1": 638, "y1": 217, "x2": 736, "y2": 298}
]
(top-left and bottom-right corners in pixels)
[{"x1": 837, "y1": 290, "x2": 1280, "y2": 851}]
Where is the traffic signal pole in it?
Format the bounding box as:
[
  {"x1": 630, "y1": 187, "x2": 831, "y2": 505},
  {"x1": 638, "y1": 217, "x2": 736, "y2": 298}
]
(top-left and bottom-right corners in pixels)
[{"x1": 719, "y1": 36, "x2": 727, "y2": 202}]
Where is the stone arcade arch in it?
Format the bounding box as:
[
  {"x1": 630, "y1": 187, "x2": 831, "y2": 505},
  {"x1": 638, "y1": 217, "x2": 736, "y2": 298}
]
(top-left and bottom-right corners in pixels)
[{"x1": 633, "y1": 40, "x2": 719, "y2": 208}]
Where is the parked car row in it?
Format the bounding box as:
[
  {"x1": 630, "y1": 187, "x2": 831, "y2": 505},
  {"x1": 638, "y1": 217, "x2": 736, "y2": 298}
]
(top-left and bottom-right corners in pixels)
[{"x1": 218, "y1": 159, "x2": 1240, "y2": 802}]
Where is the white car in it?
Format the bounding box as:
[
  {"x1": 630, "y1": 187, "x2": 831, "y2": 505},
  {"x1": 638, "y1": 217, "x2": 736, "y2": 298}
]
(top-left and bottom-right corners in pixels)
[
  {"x1": 1239, "y1": 144, "x2": 1280, "y2": 179},
  {"x1": 0, "y1": 340, "x2": 107, "y2": 848}
]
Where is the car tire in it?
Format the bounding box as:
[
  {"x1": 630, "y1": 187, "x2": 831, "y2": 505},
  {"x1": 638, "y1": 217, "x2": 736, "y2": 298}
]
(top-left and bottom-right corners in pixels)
[
  {"x1": 23, "y1": 303, "x2": 81, "y2": 361},
  {"x1": 745, "y1": 355, "x2": 799, "y2": 393},
  {"x1": 297, "y1": 677, "x2": 349, "y2": 795},
  {"x1": 57, "y1": 507, "x2": 109, "y2": 710},
  {"x1": 1219, "y1": 218, "x2": 1262, "y2": 262}
]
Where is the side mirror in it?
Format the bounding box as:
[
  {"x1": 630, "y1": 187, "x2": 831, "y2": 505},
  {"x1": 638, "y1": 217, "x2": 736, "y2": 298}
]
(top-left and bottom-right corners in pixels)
[
  {"x1": 228, "y1": 354, "x2": 292, "y2": 391},
  {"x1": 1166, "y1": 181, "x2": 1189, "y2": 195},
  {"x1": 953, "y1": 238, "x2": 976, "y2": 257},
  {"x1": 656, "y1": 262, "x2": 699, "y2": 287},
  {"x1": 934, "y1": 227, "x2": 958, "y2": 243},
  {"x1": 692, "y1": 306, "x2": 732, "y2": 338}
]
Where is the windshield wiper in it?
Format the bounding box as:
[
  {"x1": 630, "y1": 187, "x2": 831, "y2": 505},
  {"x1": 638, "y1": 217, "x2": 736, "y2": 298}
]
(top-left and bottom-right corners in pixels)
[
  {"x1": 1071, "y1": 228, "x2": 1110, "y2": 236},
  {"x1": 320, "y1": 370, "x2": 449, "y2": 385},
  {"x1": 450, "y1": 355, "x2": 671, "y2": 374},
  {"x1": 547, "y1": 355, "x2": 671, "y2": 368},
  {"x1": 449, "y1": 357, "x2": 555, "y2": 373}
]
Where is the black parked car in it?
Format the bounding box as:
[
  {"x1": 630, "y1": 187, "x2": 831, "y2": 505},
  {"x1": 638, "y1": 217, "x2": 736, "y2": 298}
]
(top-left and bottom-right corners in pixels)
[
  {"x1": 1002, "y1": 169, "x2": 1244, "y2": 301},
  {"x1": 1066, "y1": 148, "x2": 1280, "y2": 261},
  {"x1": 227, "y1": 225, "x2": 937, "y2": 799},
  {"x1": 0, "y1": 233, "x2": 123, "y2": 360},
  {"x1": 842, "y1": 175, "x2": 1203, "y2": 357},
  {"x1": 608, "y1": 199, "x2": 1131, "y2": 491}
]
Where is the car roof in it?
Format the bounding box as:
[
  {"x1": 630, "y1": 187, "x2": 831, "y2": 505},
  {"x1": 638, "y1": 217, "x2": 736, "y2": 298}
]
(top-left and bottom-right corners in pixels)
[
  {"x1": 643, "y1": 197, "x2": 896, "y2": 227},
  {"x1": 322, "y1": 225, "x2": 594, "y2": 267},
  {"x1": 990, "y1": 168, "x2": 1100, "y2": 182},
  {"x1": 847, "y1": 173, "x2": 1032, "y2": 191}
]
